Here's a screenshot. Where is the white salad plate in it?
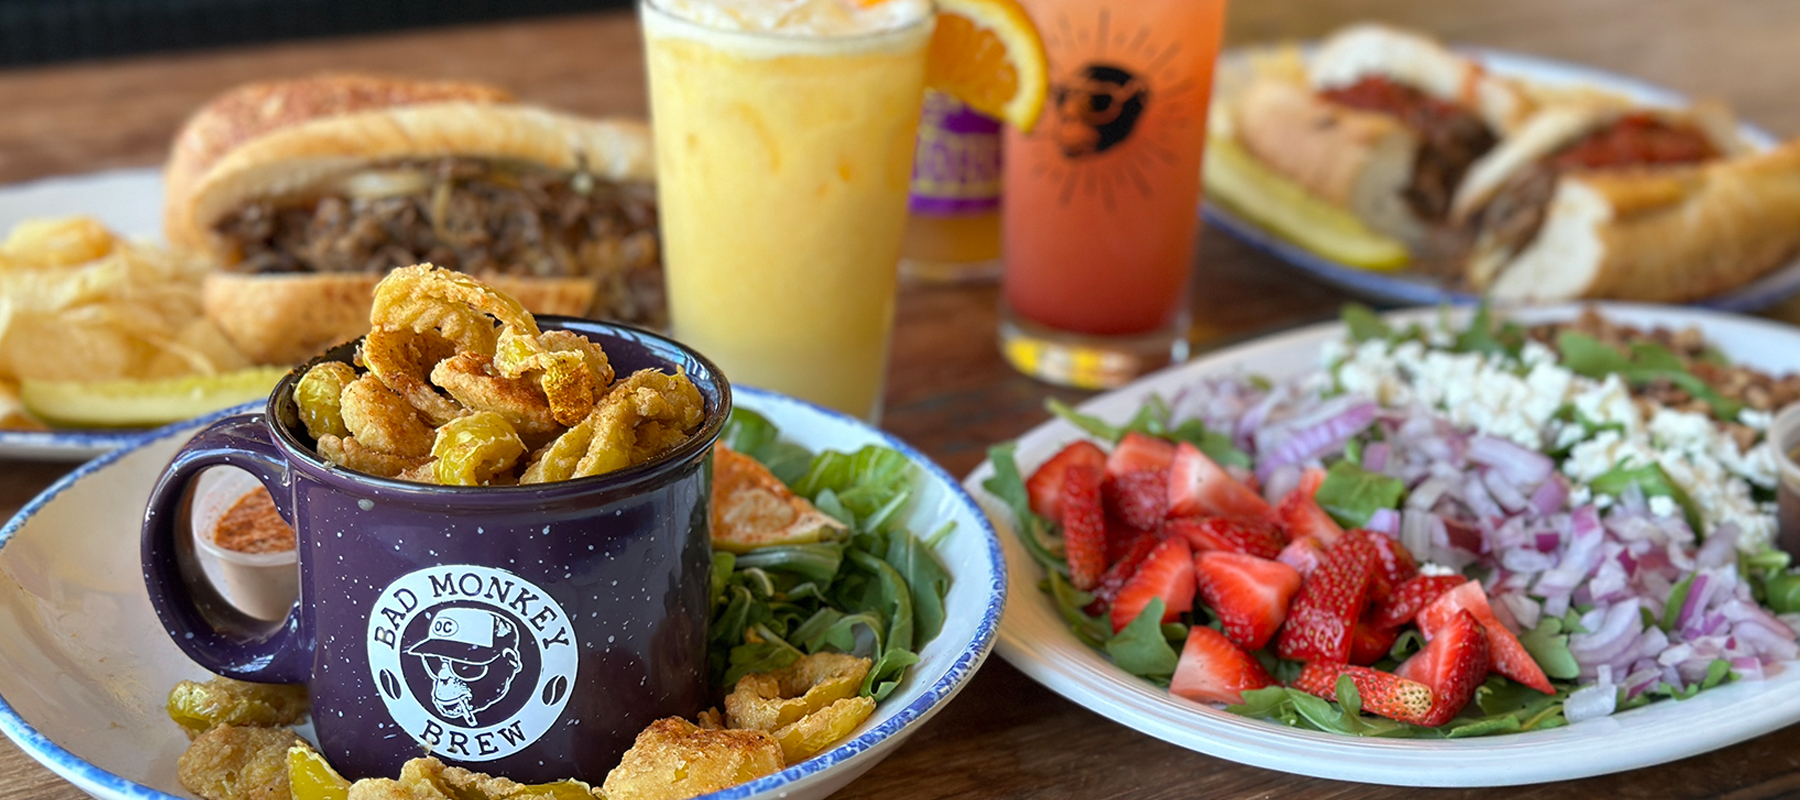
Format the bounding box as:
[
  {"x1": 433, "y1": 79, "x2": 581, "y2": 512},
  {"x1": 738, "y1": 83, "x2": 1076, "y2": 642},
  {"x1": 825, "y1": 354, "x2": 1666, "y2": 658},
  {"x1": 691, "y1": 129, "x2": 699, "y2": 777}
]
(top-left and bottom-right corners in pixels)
[
  {"x1": 0, "y1": 386, "x2": 1006, "y2": 800},
  {"x1": 0, "y1": 168, "x2": 169, "y2": 461},
  {"x1": 1201, "y1": 47, "x2": 1800, "y2": 312},
  {"x1": 966, "y1": 303, "x2": 1800, "y2": 787}
]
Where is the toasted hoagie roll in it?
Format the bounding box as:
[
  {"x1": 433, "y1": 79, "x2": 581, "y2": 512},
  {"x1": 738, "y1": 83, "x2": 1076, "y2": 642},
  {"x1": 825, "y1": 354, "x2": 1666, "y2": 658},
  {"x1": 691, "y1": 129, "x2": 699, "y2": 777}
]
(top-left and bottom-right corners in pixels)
[
  {"x1": 1228, "y1": 24, "x2": 1536, "y2": 243},
  {"x1": 1451, "y1": 102, "x2": 1799, "y2": 302},
  {"x1": 164, "y1": 74, "x2": 659, "y2": 365}
]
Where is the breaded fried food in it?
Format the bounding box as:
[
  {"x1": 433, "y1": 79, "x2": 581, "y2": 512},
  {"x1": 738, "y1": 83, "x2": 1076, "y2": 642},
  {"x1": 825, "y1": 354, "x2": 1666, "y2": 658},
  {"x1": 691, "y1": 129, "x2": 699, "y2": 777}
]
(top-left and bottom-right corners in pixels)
[
  {"x1": 724, "y1": 653, "x2": 876, "y2": 763},
  {"x1": 167, "y1": 677, "x2": 309, "y2": 740},
  {"x1": 344, "y1": 756, "x2": 594, "y2": 800},
  {"x1": 724, "y1": 652, "x2": 869, "y2": 731},
  {"x1": 340, "y1": 374, "x2": 435, "y2": 458},
  {"x1": 710, "y1": 444, "x2": 846, "y2": 553},
  {"x1": 177, "y1": 724, "x2": 304, "y2": 800},
  {"x1": 601, "y1": 717, "x2": 784, "y2": 800},
  {"x1": 430, "y1": 351, "x2": 559, "y2": 435},
  {"x1": 298, "y1": 265, "x2": 706, "y2": 486}
]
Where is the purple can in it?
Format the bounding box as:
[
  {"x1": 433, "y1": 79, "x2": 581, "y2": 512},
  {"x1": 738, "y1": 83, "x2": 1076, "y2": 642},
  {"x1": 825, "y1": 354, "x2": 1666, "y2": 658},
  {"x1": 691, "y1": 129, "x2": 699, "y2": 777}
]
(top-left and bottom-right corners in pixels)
[
  {"x1": 909, "y1": 89, "x2": 1003, "y2": 216},
  {"x1": 140, "y1": 318, "x2": 729, "y2": 784}
]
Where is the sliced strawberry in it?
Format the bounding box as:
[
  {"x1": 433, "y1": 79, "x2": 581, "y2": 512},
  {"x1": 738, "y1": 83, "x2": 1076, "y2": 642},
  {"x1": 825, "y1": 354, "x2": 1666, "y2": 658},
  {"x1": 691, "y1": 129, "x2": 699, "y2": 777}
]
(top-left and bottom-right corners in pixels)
[
  {"x1": 1276, "y1": 536, "x2": 1328, "y2": 579},
  {"x1": 1089, "y1": 528, "x2": 1162, "y2": 613},
  {"x1": 1363, "y1": 531, "x2": 1419, "y2": 602},
  {"x1": 1293, "y1": 663, "x2": 1435, "y2": 725},
  {"x1": 1109, "y1": 536, "x2": 1195, "y2": 634},
  {"x1": 1104, "y1": 520, "x2": 1157, "y2": 567},
  {"x1": 1166, "y1": 515, "x2": 1285, "y2": 559},
  {"x1": 1104, "y1": 468, "x2": 1169, "y2": 531},
  {"x1": 1027, "y1": 441, "x2": 1107, "y2": 520},
  {"x1": 1169, "y1": 625, "x2": 1276, "y2": 706},
  {"x1": 1106, "y1": 432, "x2": 1176, "y2": 478},
  {"x1": 1060, "y1": 464, "x2": 1107, "y2": 591},
  {"x1": 1369, "y1": 574, "x2": 1466, "y2": 631},
  {"x1": 1167, "y1": 442, "x2": 1278, "y2": 523},
  {"x1": 1275, "y1": 531, "x2": 1376, "y2": 664},
  {"x1": 1193, "y1": 551, "x2": 1301, "y2": 651},
  {"x1": 1396, "y1": 609, "x2": 1491, "y2": 727},
  {"x1": 1348, "y1": 618, "x2": 1399, "y2": 666},
  {"x1": 1277, "y1": 467, "x2": 1344, "y2": 547},
  {"x1": 1417, "y1": 581, "x2": 1554, "y2": 694}
]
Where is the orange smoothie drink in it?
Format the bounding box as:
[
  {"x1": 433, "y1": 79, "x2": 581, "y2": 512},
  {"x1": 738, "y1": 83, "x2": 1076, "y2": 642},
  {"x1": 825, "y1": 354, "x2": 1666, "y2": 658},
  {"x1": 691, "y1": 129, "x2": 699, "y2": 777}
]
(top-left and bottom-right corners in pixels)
[{"x1": 641, "y1": 0, "x2": 935, "y2": 421}]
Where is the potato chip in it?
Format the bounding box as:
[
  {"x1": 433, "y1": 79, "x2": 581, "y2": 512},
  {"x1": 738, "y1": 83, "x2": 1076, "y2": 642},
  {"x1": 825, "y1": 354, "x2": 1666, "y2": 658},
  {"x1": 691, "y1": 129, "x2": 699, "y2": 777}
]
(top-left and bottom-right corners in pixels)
[
  {"x1": 2, "y1": 216, "x2": 115, "y2": 268},
  {"x1": 0, "y1": 216, "x2": 251, "y2": 428}
]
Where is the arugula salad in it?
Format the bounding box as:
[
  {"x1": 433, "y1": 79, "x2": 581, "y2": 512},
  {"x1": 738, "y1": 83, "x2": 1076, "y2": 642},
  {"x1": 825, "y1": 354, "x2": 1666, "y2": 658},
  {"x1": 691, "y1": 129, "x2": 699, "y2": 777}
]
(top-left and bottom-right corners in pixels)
[
  {"x1": 711, "y1": 409, "x2": 954, "y2": 701},
  {"x1": 986, "y1": 305, "x2": 1800, "y2": 737}
]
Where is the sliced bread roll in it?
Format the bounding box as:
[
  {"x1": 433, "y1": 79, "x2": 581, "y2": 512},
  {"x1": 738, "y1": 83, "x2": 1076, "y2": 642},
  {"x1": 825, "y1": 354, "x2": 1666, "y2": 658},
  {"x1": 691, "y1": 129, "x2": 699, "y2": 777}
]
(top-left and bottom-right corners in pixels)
[
  {"x1": 1233, "y1": 78, "x2": 1425, "y2": 243},
  {"x1": 1486, "y1": 140, "x2": 1800, "y2": 303},
  {"x1": 164, "y1": 74, "x2": 658, "y2": 365}
]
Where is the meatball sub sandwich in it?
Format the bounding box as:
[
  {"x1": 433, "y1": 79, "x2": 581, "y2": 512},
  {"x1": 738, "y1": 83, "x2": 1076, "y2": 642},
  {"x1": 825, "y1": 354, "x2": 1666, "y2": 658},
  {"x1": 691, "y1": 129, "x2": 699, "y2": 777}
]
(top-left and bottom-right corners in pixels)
[
  {"x1": 1230, "y1": 24, "x2": 1536, "y2": 244},
  {"x1": 1451, "y1": 103, "x2": 1800, "y2": 303}
]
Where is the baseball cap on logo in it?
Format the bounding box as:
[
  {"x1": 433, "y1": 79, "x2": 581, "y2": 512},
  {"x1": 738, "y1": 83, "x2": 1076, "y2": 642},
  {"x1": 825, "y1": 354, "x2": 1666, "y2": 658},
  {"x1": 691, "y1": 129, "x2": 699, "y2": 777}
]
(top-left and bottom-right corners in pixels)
[{"x1": 406, "y1": 608, "x2": 517, "y2": 664}]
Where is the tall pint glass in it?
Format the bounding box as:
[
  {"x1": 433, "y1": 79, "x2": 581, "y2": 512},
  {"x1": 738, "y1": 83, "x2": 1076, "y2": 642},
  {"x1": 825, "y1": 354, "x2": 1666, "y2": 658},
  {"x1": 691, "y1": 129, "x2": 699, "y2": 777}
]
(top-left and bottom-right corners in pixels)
[
  {"x1": 999, "y1": 0, "x2": 1228, "y2": 389},
  {"x1": 641, "y1": 0, "x2": 934, "y2": 421}
]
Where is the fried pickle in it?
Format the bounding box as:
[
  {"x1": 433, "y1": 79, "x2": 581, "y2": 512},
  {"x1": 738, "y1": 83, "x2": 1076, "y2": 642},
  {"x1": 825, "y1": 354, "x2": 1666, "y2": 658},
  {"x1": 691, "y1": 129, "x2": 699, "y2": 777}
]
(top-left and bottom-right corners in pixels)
[
  {"x1": 167, "y1": 676, "x2": 309, "y2": 740},
  {"x1": 177, "y1": 725, "x2": 305, "y2": 800},
  {"x1": 339, "y1": 375, "x2": 435, "y2": 458},
  {"x1": 344, "y1": 757, "x2": 594, "y2": 800},
  {"x1": 601, "y1": 718, "x2": 784, "y2": 800},
  {"x1": 300, "y1": 264, "x2": 705, "y2": 485}
]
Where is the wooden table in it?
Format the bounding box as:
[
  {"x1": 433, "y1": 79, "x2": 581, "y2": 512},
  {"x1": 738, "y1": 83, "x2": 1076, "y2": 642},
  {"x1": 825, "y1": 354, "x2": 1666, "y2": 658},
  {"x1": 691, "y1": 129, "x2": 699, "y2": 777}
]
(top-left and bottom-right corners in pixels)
[{"x1": 2, "y1": 2, "x2": 1799, "y2": 797}]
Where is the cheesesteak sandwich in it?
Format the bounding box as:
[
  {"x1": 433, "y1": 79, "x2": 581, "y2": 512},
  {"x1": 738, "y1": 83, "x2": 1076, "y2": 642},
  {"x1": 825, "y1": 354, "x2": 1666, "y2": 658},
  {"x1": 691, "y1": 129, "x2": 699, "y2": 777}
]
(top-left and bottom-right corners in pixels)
[
  {"x1": 164, "y1": 74, "x2": 661, "y2": 365},
  {"x1": 1450, "y1": 103, "x2": 1800, "y2": 302},
  {"x1": 1231, "y1": 24, "x2": 1535, "y2": 244}
]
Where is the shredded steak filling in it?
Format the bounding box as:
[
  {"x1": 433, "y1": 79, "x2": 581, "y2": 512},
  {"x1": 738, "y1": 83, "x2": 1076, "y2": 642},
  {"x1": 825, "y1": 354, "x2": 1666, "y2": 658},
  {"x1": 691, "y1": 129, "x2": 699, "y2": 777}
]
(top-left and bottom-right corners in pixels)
[
  {"x1": 1319, "y1": 76, "x2": 1498, "y2": 222},
  {"x1": 214, "y1": 157, "x2": 665, "y2": 327},
  {"x1": 1474, "y1": 113, "x2": 1721, "y2": 260}
]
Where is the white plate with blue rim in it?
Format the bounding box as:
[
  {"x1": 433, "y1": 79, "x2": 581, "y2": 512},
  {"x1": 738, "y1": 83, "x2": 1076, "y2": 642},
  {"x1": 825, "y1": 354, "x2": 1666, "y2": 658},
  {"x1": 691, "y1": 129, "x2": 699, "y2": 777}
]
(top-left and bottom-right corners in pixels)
[
  {"x1": 966, "y1": 302, "x2": 1800, "y2": 787},
  {"x1": 0, "y1": 168, "x2": 168, "y2": 461},
  {"x1": 1201, "y1": 47, "x2": 1800, "y2": 311},
  {"x1": 0, "y1": 386, "x2": 1005, "y2": 799}
]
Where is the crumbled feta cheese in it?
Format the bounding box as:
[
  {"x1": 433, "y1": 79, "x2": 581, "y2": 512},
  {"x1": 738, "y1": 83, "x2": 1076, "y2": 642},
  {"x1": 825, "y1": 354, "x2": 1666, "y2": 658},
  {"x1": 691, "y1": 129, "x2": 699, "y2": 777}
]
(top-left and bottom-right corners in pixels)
[
  {"x1": 1648, "y1": 495, "x2": 1677, "y2": 518},
  {"x1": 1324, "y1": 329, "x2": 1779, "y2": 552}
]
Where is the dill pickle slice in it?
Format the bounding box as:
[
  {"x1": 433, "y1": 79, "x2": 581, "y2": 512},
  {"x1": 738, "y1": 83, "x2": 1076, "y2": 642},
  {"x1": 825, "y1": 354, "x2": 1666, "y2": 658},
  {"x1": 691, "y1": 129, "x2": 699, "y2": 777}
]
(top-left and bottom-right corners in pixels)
[
  {"x1": 1202, "y1": 135, "x2": 1412, "y2": 272},
  {"x1": 166, "y1": 677, "x2": 309, "y2": 739},
  {"x1": 21, "y1": 366, "x2": 289, "y2": 428},
  {"x1": 286, "y1": 745, "x2": 350, "y2": 800}
]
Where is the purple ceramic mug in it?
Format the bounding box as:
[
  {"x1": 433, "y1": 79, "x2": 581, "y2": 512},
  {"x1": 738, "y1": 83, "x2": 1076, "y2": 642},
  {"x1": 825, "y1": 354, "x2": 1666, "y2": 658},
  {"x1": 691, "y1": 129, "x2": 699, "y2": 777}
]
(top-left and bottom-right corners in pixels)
[{"x1": 141, "y1": 318, "x2": 729, "y2": 784}]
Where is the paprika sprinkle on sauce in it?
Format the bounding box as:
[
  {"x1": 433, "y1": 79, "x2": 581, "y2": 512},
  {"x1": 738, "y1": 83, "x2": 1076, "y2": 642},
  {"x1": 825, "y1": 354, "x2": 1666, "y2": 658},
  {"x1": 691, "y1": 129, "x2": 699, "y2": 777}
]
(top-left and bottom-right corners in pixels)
[{"x1": 213, "y1": 488, "x2": 294, "y2": 554}]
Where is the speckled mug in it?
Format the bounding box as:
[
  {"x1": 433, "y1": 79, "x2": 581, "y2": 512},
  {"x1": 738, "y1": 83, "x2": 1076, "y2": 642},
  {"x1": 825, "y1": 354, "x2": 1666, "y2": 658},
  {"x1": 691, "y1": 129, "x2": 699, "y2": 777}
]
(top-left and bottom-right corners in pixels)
[{"x1": 141, "y1": 318, "x2": 729, "y2": 784}]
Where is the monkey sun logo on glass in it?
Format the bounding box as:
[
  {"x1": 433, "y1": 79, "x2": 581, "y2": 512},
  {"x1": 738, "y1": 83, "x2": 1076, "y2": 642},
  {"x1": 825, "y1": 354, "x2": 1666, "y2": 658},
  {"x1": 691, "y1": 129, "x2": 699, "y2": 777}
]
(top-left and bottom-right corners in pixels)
[{"x1": 368, "y1": 565, "x2": 579, "y2": 762}]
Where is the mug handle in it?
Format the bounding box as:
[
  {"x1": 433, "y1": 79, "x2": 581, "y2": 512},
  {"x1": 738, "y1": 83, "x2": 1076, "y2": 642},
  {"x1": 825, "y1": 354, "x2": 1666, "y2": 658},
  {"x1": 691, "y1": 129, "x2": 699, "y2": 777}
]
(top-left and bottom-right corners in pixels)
[{"x1": 141, "y1": 412, "x2": 312, "y2": 684}]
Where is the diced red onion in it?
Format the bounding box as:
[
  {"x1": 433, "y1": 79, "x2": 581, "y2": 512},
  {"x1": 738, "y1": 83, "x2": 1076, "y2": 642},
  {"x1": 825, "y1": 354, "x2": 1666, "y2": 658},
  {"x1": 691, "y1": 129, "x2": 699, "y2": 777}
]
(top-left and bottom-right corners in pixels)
[
  {"x1": 1363, "y1": 441, "x2": 1391, "y2": 473},
  {"x1": 1570, "y1": 599, "x2": 1645, "y2": 668},
  {"x1": 1469, "y1": 435, "x2": 1554, "y2": 489},
  {"x1": 1262, "y1": 463, "x2": 1301, "y2": 506},
  {"x1": 1365, "y1": 508, "x2": 1401, "y2": 537},
  {"x1": 1254, "y1": 397, "x2": 1378, "y2": 482},
  {"x1": 1529, "y1": 476, "x2": 1568, "y2": 518}
]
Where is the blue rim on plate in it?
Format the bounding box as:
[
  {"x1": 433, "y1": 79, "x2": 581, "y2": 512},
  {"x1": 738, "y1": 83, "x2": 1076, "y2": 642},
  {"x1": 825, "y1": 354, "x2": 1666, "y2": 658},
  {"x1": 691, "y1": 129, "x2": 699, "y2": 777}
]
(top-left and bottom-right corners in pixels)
[
  {"x1": 0, "y1": 387, "x2": 1007, "y2": 800},
  {"x1": 1203, "y1": 46, "x2": 1800, "y2": 312}
]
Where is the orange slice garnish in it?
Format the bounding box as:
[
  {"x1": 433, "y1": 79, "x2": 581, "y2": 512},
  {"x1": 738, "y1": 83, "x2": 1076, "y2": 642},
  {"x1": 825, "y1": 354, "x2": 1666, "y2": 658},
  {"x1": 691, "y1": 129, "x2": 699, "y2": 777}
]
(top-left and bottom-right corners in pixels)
[{"x1": 925, "y1": 0, "x2": 1049, "y2": 132}]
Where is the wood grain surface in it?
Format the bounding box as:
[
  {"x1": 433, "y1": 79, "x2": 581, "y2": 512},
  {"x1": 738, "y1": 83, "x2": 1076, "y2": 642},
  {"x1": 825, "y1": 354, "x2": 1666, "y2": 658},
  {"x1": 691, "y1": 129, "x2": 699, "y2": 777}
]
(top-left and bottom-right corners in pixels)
[{"x1": 2, "y1": 2, "x2": 1799, "y2": 798}]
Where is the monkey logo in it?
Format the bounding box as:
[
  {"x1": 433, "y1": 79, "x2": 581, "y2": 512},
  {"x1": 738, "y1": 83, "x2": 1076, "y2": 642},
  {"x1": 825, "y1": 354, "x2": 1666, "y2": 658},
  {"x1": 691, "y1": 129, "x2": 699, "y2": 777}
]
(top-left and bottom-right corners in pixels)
[
  {"x1": 1050, "y1": 64, "x2": 1150, "y2": 159},
  {"x1": 368, "y1": 565, "x2": 578, "y2": 762},
  {"x1": 405, "y1": 607, "x2": 524, "y2": 727}
]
